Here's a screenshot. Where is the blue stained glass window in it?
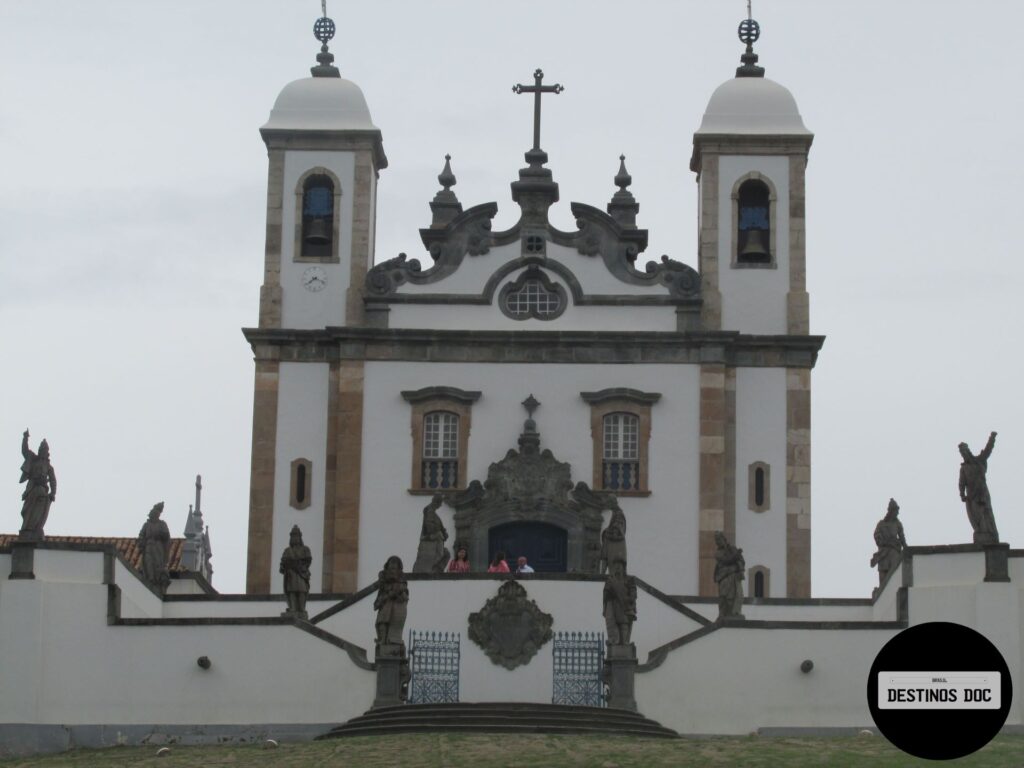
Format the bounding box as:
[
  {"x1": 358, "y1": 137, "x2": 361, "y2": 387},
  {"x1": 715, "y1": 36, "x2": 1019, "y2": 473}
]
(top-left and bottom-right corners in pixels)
[
  {"x1": 739, "y1": 206, "x2": 769, "y2": 231},
  {"x1": 304, "y1": 186, "x2": 333, "y2": 217}
]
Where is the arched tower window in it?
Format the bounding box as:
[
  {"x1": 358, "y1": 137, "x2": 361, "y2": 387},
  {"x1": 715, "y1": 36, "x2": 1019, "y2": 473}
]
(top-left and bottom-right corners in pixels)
[
  {"x1": 737, "y1": 179, "x2": 771, "y2": 265},
  {"x1": 301, "y1": 174, "x2": 335, "y2": 258},
  {"x1": 748, "y1": 565, "x2": 771, "y2": 598}
]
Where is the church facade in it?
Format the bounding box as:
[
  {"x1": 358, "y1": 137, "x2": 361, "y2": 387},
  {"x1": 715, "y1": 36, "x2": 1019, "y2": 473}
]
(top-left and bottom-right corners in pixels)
[{"x1": 244, "y1": 28, "x2": 820, "y2": 598}]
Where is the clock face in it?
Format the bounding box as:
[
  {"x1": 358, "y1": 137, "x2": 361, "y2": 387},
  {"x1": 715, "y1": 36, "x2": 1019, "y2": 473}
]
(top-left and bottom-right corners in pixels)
[{"x1": 301, "y1": 266, "x2": 327, "y2": 292}]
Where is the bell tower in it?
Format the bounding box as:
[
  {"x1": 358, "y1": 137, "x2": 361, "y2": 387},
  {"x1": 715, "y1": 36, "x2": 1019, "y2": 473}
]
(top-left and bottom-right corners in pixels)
[
  {"x1": 691, "y1": 11, "x2": 816, "y2": 597},
  {"x1": 245, "y1": 9, "x2": 387, "y2": 593}
]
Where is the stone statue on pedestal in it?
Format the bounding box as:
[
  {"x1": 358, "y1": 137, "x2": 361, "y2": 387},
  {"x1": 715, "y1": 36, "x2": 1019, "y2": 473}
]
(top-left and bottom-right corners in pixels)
[
  {"x1": 714, "y1": 531, "x2": 745, "y2": 621},
  {"x1": 959, "y1": 431, "x2": 999, "y2": 544},
  {"x1": 19, "y1": 429, "x2": 56, "y2": 542},
  {"x1": 137, "y1": 502, "x2": 171, "y2": 593},
  {"x1": 870, "y1": 498, "x2": 907, "y2": 593},
  {"x1": 412, "y1": 494, "x2": 450, "y2": 573},
  {"x1": 374, "y1": 555, "x2": 409, "y2": 646},
  {"x1": 603, "y1": 560, "x2": 637, "y2": 646},
  {"x1": 279, "y1": 525, "x2": 312, "y2": 620}
]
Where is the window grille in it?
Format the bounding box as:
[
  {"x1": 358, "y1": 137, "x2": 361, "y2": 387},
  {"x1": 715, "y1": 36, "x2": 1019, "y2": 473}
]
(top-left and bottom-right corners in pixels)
[
  {"x1": 552, "y1": 631, "x2": 605, "y2": 707},
  {"x1": 422, "y1": 411, "x2": 459, "y2": 489},
  {"x1": 602, "y1": 413, "x2": 640, "y2": 491},
  {"x1": 504, "y1": 279, "x2": 562, "y2": 319},
  {"x1": 408, "y1": 630, "x2": 460, "y2": 704}
]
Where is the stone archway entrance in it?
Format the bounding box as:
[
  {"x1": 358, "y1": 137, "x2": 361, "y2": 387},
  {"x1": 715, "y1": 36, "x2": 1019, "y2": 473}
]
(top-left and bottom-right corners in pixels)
[
  {"x1": 448, "y1": 412, "x2": 617, "y2": 574},
  {"x1": 489, "y1": 521, "x2": 568, "y2": 572}
]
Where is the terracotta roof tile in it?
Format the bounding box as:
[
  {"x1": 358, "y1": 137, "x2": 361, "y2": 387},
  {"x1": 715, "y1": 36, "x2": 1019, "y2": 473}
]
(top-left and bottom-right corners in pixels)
[{"x1": 0, "y1": 534, "x2": 188, "y2": 572}]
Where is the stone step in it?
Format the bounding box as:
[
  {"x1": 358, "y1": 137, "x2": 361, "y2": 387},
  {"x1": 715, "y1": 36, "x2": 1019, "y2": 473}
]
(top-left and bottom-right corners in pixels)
[
  {"x1": 340, "y1": 712, "x2": 668, "y2": 730},
  {"x1": 318, "y1": 702, "x2": 678, "y2": 740}
]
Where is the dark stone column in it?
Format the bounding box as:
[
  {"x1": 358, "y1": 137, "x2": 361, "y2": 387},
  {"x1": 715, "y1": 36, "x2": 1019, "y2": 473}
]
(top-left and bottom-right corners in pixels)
[
  {"x1": 9, "y1": 541, "x2": 36, "y2": 580},
  {"x1": 983, "y1": 543, "x2": 1010, "y2": 583},
  {"x1": 373, "y1": 643, "x2": 408, "y2": 709},
  {"x1": 605, "y1": 643, "x2": 637, "y2": 711}
]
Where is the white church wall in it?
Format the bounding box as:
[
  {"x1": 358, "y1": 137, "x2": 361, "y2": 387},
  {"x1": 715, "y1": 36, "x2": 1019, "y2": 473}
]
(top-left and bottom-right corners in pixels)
[
  {"x1": 636, "y1": 625, "x2": 896, "y2": 734},
  {"x1": 273, "y1": 362, "x2": 329, "y2": 592},
  {"x1": 734, "y1": 367, "x2": 788, "y2": 592},
  {"x1": 716, "y1": 155, "x2": 790, "y2": 335},
  {"x1": 386, "y1": 301, "x2": 677, "y2": 332},
  {"x1": 280, "y1": 151, "x2": 357, "y2": 329},
  {"x1": 1011, "y1": 554, "x2": 1024, "y2": 583},
  {"x1": 913, "y1": 551, "x2": 984, "y2": 586},
  {"x1": 31, "y1": 550, "x2": 104, "y2": 584},
  {"x1": 357, "y1": 361, "x2": 701, "y2": 591},
  {"x1": 0, "y1": 563, "x2": 375, "y2": 729},
  {"x1": 113, "y1": 558, "x2": 163, "y2": 619},
  {"x1": 674, "y1": 599, "x2": 873, "y2": 623},
  {"x1": 394, "y1": 241, "x2": 667, "y2": 299},
  {"x1": 871, "y1": 564, "x2": 905, "y2": 622}
]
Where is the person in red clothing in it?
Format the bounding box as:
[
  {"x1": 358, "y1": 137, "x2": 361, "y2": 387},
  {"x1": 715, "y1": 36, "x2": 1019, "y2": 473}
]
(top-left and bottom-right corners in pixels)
[
  {"x1": 447, "y1": 545, "x2": 471, "y2": 573},
  {"x1": 487, "y1": 550, "x2": 510, "y2": 573}
]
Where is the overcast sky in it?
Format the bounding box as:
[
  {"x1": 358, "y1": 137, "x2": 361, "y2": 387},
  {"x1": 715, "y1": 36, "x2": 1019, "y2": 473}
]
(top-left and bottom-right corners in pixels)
[{"x1": 2, "y1": 1, "x2": 1022, "y2": 597}]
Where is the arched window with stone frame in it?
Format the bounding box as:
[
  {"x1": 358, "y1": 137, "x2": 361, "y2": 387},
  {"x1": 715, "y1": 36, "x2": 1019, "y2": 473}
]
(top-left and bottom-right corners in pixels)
[
  {"x1": 294, "y1": 168, "x2": 342, "y2": 261},
  {"x1": 732, "y1": 173, "x2": 777, "y2": 268},
  {"x1": 581, "y1": 388, "x2": 660, "y2": 495},
  {"x1": 401, "y1": 386, "x2": 481, "y2": 493}
]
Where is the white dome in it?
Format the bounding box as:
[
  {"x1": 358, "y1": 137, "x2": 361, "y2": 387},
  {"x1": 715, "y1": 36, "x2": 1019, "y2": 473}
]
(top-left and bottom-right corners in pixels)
[
  {"x1": 262, "y1": 76, "x2": 378, "y2": 131},
  {"x1": 696, "y1": 77, "x2": 810, "y2": 136}
]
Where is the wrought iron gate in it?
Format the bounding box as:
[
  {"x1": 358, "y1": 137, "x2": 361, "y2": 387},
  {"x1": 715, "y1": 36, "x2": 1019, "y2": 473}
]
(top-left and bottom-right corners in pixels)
[
  {"x1": 552, "y1": 631, "x2": 605, "y2": 707},
  {"x1": 408, "y1": 630, "x2": 460, "y2": 704}
]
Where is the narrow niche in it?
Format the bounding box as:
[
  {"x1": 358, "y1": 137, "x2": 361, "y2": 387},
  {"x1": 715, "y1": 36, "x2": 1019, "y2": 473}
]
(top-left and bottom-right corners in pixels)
[{"x1": 290, "y1": 458, "x2": 313, "y2": 510}]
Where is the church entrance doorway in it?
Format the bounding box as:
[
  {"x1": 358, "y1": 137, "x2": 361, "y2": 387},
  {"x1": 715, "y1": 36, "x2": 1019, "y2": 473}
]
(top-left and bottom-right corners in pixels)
[{"x1": 488, "y1": 522, "x2": 567, "y2": 573}]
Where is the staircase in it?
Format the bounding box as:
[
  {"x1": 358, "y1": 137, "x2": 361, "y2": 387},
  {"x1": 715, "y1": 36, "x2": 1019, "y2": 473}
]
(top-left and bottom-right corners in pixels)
[{"x1": 318, "y1": 702, "x2": 678, "y2": 739}]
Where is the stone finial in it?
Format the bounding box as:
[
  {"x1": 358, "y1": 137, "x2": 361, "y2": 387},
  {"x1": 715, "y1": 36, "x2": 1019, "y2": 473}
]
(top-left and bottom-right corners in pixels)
[
  {"x1": 607, "y1": 155, "x2": 640, "y2": 228},
  {"x1": 736, "y1": 8, "x2": 765, "y2": 78},
  {"x1": 311, "y1": 12, "x2": 340, "y2": 78},
  {"x1": 430, "y1": 154, "x2": 463, "y2": 228}
]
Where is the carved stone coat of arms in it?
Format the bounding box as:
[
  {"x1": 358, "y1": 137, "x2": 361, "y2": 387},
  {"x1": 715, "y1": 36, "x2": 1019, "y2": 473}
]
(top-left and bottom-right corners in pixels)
[{"x1": 468, "y1": 580, "x2": 554, "y2": 670}]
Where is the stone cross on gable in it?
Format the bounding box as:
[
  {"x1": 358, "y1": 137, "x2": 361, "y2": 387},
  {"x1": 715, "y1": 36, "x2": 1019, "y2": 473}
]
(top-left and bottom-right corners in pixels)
[{"x1": 513, "y1": 69, "x2": 564, "y2": 152}]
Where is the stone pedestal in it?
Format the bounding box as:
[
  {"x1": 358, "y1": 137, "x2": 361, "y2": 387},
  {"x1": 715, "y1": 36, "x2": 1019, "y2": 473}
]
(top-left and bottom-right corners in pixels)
[
  {"x1": 373, "y1": 642, "x2": 408, "y2": 709},
  {"x1": 983, "y1": 543, "x2": 1011, "y2": 583},
  {"x1": 605, "y1": 643, "x2": 637, "y2": 711},
  {"x1": 9, "y1": 541, "x2": 36, "y2": 580}
]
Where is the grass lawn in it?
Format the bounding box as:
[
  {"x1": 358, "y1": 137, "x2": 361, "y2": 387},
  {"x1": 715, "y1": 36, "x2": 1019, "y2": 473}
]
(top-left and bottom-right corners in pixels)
[{"x1": 1, "y1": 733, "x2": 1022, "y2": 768}]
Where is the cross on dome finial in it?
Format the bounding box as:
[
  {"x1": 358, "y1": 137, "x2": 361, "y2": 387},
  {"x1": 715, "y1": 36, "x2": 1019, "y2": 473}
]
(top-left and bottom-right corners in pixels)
[
  {"x1": 736, "y1": 2, "x2": 765, "y2": 78},
  {"x1": 522, "y1": 394, "x2": 540, "y2": 418},
  {"x1": 311, "y1": 1, "x2": 340, "y2": 78},
  {"x1": 513, "y1": 69, "x2": 564, "y2": 158}
]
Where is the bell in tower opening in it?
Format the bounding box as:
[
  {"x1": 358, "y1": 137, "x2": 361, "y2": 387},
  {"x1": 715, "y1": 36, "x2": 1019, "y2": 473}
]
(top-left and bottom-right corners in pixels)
[
  {"x1": 736, "y1": 178, "x2": 771, "y2": 264},
  {"x1": 301, "y1": 173, "x2": 335, "y2": 257}
]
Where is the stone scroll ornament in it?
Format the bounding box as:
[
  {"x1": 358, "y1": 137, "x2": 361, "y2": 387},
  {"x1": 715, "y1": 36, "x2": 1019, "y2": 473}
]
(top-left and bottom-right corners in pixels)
[
  {"x1": 468, "y1": 580, "x2": 553, "y2": 670},
  {"x1": 959, "y1": 431, "x2": 999, "y2": 544},
  {"x1": 18, "y1": 429, "x2": 56, "y2": 542}
]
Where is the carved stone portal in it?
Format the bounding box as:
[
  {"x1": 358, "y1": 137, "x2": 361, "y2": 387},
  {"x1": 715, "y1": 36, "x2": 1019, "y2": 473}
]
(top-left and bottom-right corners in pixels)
[
  {"x1": 468, "y1": 580, "x2": 553, "y2": 670},
  {"x1": 448, "y1": 412, "x2": 613, "y2": 573}
]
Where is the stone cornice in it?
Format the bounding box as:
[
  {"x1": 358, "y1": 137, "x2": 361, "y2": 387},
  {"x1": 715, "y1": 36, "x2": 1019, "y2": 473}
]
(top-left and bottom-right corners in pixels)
[
  {"x1": 690, "y1": 134, "x2": 814, "y2": 173},
  {"x1": 242, "y1": 326, "x2": 825, "y2": 368},
  {"x1": 259, "y1": 128, "x2": 388, "y2": 172}
]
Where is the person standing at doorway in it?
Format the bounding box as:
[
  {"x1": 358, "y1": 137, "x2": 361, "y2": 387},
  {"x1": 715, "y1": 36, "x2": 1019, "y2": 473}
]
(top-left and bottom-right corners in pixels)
[{"x1": 515, "y1": 556, "x2": 534, "y2": 574}]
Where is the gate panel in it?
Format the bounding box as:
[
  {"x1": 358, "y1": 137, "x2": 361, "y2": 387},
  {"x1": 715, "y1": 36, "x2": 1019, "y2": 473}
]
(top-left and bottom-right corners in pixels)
[
  {"x1": 408, "y1": 630, "x2": 460, "y2": 704},
  {"x1": 552, "y1": 631, "x2": 605, "y2": 707}
]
